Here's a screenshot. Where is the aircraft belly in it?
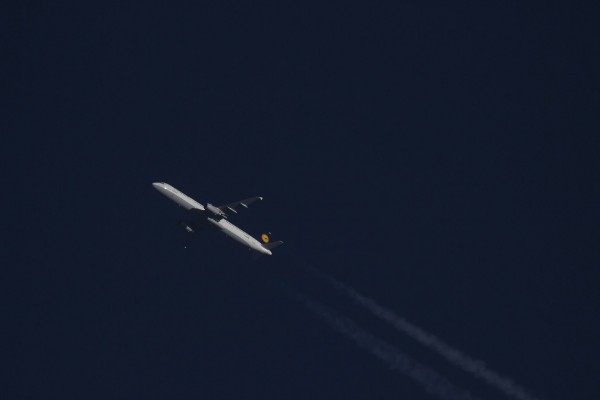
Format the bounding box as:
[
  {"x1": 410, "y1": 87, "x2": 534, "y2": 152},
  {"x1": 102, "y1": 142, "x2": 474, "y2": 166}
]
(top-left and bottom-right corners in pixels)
[
  {"x1": 153, "y1": 183, "x2": 205, "y2": 211},
  {"x1": 221, "y1": 223, "x2": 249, "y2": 243},
  {"x1": 223, "y1": 229, "x2": 250, "y2": 246},
  {"x1": 215, "y1": 219, "x2": 259, "y2": 249},
  {"x1": 168, "y1": 192, "x2": 202, "y2": 210}
]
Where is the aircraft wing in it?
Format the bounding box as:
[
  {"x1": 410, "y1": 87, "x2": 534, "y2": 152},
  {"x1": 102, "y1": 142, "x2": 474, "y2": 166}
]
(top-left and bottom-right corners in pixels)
[{"x1": 217, "y1": 196, "x2": 263, "y2": 215}]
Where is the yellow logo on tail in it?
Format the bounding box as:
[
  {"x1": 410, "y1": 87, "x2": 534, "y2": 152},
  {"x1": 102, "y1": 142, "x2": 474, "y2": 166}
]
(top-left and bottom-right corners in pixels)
[{"x1": 261, "y1": 233, "x2": 270, "y2": 243}]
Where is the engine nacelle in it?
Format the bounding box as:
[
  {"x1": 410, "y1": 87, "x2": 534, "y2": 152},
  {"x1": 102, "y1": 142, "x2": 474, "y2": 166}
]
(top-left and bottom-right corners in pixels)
[{"x1": 206, "y1": 203, "x2": 227, "y2": 219}]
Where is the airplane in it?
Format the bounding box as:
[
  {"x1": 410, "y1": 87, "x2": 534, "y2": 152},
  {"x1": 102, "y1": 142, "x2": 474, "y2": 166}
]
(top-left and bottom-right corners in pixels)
[{"x1": 152, "y1": 182, "x2": 283, "y2": 255}]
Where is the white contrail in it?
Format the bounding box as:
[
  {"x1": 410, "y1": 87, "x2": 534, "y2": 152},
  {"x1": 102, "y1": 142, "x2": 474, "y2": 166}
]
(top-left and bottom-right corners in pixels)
[
  {"x1": 286, "y1": 288, "x2": 482, "y2": 400},
  {"x1": 312, "y1": 269, "x2": 544, "y2": 400}
]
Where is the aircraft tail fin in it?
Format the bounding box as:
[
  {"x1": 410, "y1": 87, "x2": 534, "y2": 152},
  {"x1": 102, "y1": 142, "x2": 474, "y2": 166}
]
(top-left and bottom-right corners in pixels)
[{"x1": 263, "y1": 240, "x2": 284, "y2": 250}]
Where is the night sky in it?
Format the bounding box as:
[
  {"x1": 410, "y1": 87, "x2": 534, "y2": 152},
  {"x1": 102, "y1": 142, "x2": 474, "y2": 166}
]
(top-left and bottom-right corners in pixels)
[{"x1": 5, "y1": 2, "x2": 599, "y2": 399}]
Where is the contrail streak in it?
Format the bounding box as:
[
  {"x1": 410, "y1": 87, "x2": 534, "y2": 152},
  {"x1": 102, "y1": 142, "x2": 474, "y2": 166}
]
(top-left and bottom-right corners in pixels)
[
  {"x1": 286, "y1": 288, "x2": 482, "y2": 400},
  {"x1": 312, "y1": 269, "x2": 544, "y2": 400}
]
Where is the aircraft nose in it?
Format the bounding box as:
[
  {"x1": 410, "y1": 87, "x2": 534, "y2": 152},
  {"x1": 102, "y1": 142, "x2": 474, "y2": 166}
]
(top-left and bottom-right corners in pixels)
[{"x1": 152, "y1": 182, "x2": 162, "y2": 190}]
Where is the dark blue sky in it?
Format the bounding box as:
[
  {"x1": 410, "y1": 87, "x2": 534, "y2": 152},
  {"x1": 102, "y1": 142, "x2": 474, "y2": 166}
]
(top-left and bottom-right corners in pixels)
[{"x1": 5, "y1": 2, "x2": 599, "y2": 399}]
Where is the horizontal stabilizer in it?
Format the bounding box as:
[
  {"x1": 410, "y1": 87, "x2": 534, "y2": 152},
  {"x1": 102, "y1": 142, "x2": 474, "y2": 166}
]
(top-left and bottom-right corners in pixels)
[{"x1": 262, "y1": 240, "x2": 284, "y2": 250}]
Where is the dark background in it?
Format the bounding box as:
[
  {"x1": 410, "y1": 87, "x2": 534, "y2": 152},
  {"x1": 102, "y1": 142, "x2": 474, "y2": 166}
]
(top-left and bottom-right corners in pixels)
[{"x1": 4, "y1": 2, "x2": 599, "y2": 399}]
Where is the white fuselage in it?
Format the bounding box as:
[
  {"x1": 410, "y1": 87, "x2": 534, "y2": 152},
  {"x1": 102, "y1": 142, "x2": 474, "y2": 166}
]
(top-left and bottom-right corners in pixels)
[
  {"x1": 152, "y1": 182, "x2": 272, "y2": 255},
  {"x1": 152, "y1": 182, "x2": 205, "y2": 211},
  {"x1": 206, "y1": 217, "x2": 271, "y2": 255}
]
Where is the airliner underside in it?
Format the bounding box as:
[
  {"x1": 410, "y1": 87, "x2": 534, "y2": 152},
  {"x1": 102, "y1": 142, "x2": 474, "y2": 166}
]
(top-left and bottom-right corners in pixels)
[{"x1": 152, "y1": 182, "x2": 283, "y2": 255}]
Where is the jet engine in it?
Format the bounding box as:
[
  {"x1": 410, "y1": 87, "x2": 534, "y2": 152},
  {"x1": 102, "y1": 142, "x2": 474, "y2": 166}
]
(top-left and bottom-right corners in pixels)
[{"x1": 206, "y1": 203, "x2": 227, "y2": 219}]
